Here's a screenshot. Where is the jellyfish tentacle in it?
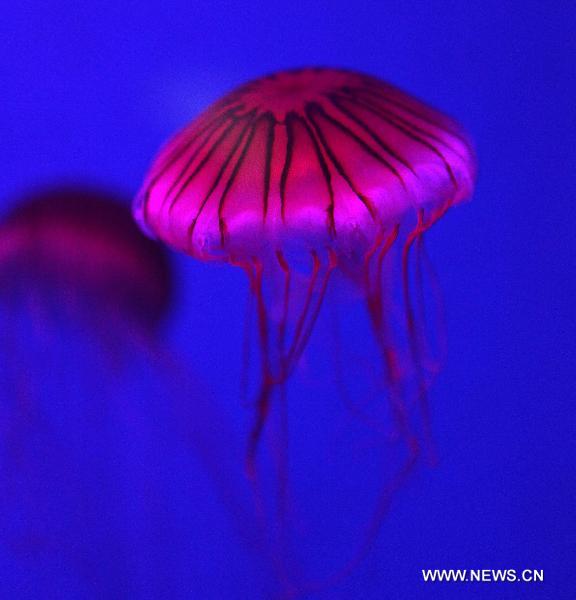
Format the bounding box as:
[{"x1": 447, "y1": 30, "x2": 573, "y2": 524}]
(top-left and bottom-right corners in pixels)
[
  {"x1": 245, "y1": 257, "x2": 274, "y2": 480},
  {"x1": 276, "y1": 250, "x2": 292, "y2": 361},
  {"x1": 299, "y1": 231, "x2": 421, "y2": 597},
  {"x1": 326, "y1": 422, "x2": 419, "y2": 585},
  {"x1": 329, "y1": 296, "x2": 388, "y2": 434},
  {"x1": 243, "y1": 248, "x2": 334, "y2": 490},
  {"x1": 274, "y1": 252, "x2": 291, "y2": 493},
  {"x1": 352, "y1": 228, "x2": 422, "y2": 556},
  {"x1": 285, "y1": 249, "x2": 337, "y2": 376},
  {"x1": 221, "y1": 258, "x2": 298, "y2": 596},
  {"x1": 406, "y1": 200, "x2": 451, "y2": 383},
  {"x1": 244, "y1": 251, "x2": 310, "y2": 597},
  {"x1": 276, "y1": 375, "x2": 291, "y2": 538},
  {"x1": 368, "y1": 228, "x2": 419, "y2": 448},
  {"x1": 331, "y1": 230, "x2": 393, "y2": 427},
  {"x1": 281, "y1": 251, "x2": 321, "y2": 376},
  {"x1": 234, "y1": 255, "x2": 262, "y2": 403},
  {"x1": 273, "y1": 251, "x2": 295, "y2": 588},
  {"x1": 364, "y1": 226, "x2": 399, "y2": 335},
  {"x1": 245, "y1": 259, "x2": 301, "y2": 595},
  {"x1": 402, "y1": 210, "x2": 438, "y2": 462},
  {"x1": 247, "y1": 250, "x2": 336, "y2": 598},
  {"x1": 416, "y1": 236, "x2": 448, "y2": 375},
  {"x1": 302, "y1": 434, "x2": 420, "y2": 596}
]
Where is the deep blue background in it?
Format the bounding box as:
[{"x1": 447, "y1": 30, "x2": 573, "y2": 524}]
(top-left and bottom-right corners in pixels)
[{"x1": 1, "y1": 1, "x2": 574, "y2": 598}]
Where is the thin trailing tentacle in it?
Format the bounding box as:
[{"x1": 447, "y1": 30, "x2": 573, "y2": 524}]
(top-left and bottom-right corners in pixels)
[
  {"x1": 401, "y1": 209, "x2": 440, "y2": 462},
  {"x1": 284, "y1": 250, "x2": 337, "y2": 376},
  {"x1": 298, "y1": 231, "x2": 421, "y2": 598},
  {"x1": 282, "y1": 251, "x2": 322, "y2": 373}
]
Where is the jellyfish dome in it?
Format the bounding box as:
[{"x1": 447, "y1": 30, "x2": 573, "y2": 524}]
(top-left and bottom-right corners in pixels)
[
  {"x1": 1, "y1": 187, "x2": 172, "y2": 335},
  {"x1": 135, "y1": 67, "x2": 476, "y2": 588},
  {"x1": 136, "y1": 67, "x2": 474, "y2": 262}
]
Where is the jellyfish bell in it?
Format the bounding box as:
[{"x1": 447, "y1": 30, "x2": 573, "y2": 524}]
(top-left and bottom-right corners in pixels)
[
  {"x1": 135, "y1": 67, "x2": 476, "y2": 588},
  {"x1": 136, "y1": 68, "x2": 474, "y2": 262},
  {"x1": 1, "y1": 187, "x2": 172, "y2": 349}
]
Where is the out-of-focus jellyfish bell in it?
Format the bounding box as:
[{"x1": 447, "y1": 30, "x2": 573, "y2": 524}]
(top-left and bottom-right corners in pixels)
[
  {"x1": 0, "y1": 187, "x2": 172, "y2": 350},
  {"x1": 135, "y1": 68, "x2": 476, "y2": 591},
  {"x1": 0, "y1": 187, "x2": 268, "y2": 598}
]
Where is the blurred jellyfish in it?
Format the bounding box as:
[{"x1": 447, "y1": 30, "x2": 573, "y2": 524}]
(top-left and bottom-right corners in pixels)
[
  {"x1": 0, "y1": 187, "x2": 263, "y2": 598},
  {"x1": 135, "y1": 68, "x2": 476, "y2": 591}
]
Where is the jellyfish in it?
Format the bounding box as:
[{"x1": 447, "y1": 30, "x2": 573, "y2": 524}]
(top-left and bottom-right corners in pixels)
[
  {"x1": 135, "y1": 67, "x2": 476, "y2": 590},
  {"x1": 0, "y1": 186, "x2": 170, "y2": 438},
  {"x1": 0, "y1": 187, "x2": 264, "y2": 598},
  {"x1": 0, "y1": 187, "x2": 176, "y2": 593}
]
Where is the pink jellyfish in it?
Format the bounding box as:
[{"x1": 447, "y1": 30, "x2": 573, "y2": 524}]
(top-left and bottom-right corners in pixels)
[
  {"x1": 135, "y1": 67, "x2": 476, "y2": 588},
  {"x1": 0, "y1": 187, "x2": 171, "y2": 343},
  {"x1": 0, "y1": 187, "x2": 265, "y2": 597},
  {"x1": 0, "y1": 187, "x2": 175, "y2": 593}
]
